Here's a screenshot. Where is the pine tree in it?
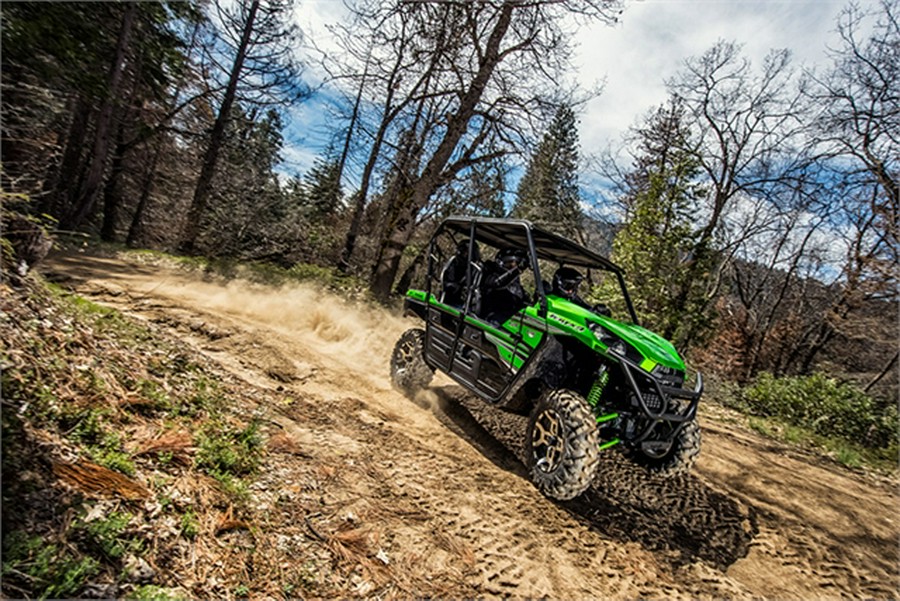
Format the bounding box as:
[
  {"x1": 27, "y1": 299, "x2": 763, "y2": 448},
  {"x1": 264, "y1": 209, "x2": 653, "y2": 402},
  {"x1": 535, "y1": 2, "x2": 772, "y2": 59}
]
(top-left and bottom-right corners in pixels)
[
  {"x1": 607, "y1": 97, "x2": 711, "y2": 345},
  {"x1": 302, "y1": 159, "x2": 344, "y2": 219},
  {"x1": 443, "y1": 156, "x2": 507, "y2": 218},
  {"x1": 201, "y1": 108, "x2": 287, "y2": 257},
  {"x1": 180, "y1": 0, "x2": 306, "y2": 254},
  {"x1": 512, "y1": 105, "x2": 583, "y2": 237}
]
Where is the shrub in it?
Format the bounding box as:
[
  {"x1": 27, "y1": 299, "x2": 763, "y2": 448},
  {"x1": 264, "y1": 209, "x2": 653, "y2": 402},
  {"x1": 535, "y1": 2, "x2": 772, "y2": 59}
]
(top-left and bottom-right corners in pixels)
[
  {"x1": 741, "y1": 373, "x2": 898, "y2": 449},
  {"x1": 195, "y1": 419, "x2": 263, "y2": 477}
]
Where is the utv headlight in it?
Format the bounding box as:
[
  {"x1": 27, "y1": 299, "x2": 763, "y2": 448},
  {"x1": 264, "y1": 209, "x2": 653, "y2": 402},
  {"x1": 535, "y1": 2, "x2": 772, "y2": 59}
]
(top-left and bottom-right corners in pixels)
[
  {"x1": 589, "y1": 323, "x2": 626, "y2": 355},
  {"x1": 651, "y1": 364, "x2": 685, "y2": 387}
]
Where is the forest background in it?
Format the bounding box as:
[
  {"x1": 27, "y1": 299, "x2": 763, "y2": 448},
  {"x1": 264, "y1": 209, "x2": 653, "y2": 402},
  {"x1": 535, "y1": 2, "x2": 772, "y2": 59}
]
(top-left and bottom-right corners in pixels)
[{"x1": 1, "y1": 0, "x2": 897, "y2": 464}]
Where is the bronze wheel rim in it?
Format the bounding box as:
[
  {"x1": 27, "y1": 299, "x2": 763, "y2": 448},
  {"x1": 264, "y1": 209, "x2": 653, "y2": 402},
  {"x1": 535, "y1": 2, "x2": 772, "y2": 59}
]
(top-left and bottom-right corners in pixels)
[{"x1": 532, "y1": 409, "x2": 564, "y2": 473}]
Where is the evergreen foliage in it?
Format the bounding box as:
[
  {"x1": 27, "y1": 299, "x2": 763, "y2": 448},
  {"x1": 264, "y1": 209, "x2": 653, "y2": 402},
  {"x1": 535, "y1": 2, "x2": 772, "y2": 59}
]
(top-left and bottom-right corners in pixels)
[
  {"x1": 606, "y1": 98, "x2": 713, "y2": 346},
  {"x1": 301, "y1": 158, "x2": 345, "y2": 219},
  {"x1": 200, "y1": 108, "x2": 288, "y2": 258},
  {"x1": 443, "y1": 157, "x2": 508, "y2": 218},
  {"x1": 512, "y1": 105, "x2": 584, "y2": 237}
]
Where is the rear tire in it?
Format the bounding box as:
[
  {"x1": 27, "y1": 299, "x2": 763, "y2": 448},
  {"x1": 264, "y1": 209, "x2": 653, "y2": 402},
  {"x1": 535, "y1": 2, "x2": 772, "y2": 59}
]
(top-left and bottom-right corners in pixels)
[
  {"x1": 390, "y1": 328, "x2": 434, "y2": 396},
  {"x1": 526, "y1": 389, "x2": 600, "y2": 501},
  {"x1": 627, "y1": 400, "x2": 701, "y2": 477}
]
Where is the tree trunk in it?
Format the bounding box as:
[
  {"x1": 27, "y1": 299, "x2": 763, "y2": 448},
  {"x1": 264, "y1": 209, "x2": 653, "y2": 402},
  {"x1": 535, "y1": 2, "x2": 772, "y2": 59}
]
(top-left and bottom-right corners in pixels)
[
  {"x1": 338, "y1": 56, "x2": 404, "y2": 273},
  {"x1": 336, "y1": 57, "x2": 375, "y2": 273},
  {"x1": 179, "y1": 0, "x2": 261, "y2": 254},
  {"x1": 394, "y1": 243, "x2": 427, "y2": 296},
  {"x1": 39, "y1": 95, "x2": 92, "y2": 220},
  {"x1": 101, "y1": 48, "x2": 146, "y2": 242},
  {"x1": 126, "y1": 141, "x2": 162, "y2": 247},
  {"x1": 864, "y1": 350, "x2": 898, "y2": 393},
  {"x1": 64, "y1": 3, "x2": 137, "y2": 229},
  {"x1": 335, "y1": 51, "x2": 368, "y2": 197},
  {"x1": 100, "y1": 118, "x2": 128, "y2": 241},
  {"x1": 370, "y1": 185, "x2": 418, "y2": 301},
  {"x1": 368, "y1": 2, "x2": 515, "y2": 301},
  {"x1": 340, "y1": 3, "x2": 452, "y2": 274}
]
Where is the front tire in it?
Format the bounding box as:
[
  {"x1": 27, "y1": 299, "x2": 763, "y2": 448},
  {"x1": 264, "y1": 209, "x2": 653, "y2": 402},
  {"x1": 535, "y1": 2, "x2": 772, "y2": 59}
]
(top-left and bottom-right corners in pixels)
[
  {"x1": 526, "y1": 389, "x2": 600, "y2": 501},
  {"x1": 390, "y1": 328, "x2": 434, "y2": 396},
  {"x1": 626, "y1": 400, "x2": 701, "y2": 477}
]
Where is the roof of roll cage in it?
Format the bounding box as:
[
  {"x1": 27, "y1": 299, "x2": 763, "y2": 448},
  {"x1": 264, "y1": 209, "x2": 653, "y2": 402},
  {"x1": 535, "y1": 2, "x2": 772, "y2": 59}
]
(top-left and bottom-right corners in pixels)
[{"x1": 438, "y1": 216, "x2": 623, "y2": 273}]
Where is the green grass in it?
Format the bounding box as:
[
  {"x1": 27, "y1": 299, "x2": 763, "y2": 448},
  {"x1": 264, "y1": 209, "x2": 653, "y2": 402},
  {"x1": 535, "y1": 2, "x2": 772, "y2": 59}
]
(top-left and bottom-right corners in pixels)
[
  {"x1": 75, "y1": 510, "x2": 141, "y2": 560},
  {"x1": 135, "y1": 378, "x2": 170, "y2": 410},
  {"x1": 835, "y1": 447, "x2": 863, "y2": 469},
  {"x1": 741, "y1": 411, "x2": 895, "y2": 472},
  {"x1": 44, "y1": 281, "x2": 154, "y2": 345},
  {"x1": 747, "y1": 416, "x2": 772, "y2": 438},
  {"x1": 180, "y1": 509, "x2": 200, "y2": 539},
  {"x1": 195, "y1": 419, "x2": 263, "y2": 476},
  {"x1": 2, "y1": 531, "x2": 99, "y2": 600},
  {"x1": 69, "y1": 408, "x2": 136, "y2": 476},
  {"x1": 195, "y1": 418, "x2": 264, "y2": 504},
  {"x1": 209, "y1": 469, "x2": 251, "y2": 504}
]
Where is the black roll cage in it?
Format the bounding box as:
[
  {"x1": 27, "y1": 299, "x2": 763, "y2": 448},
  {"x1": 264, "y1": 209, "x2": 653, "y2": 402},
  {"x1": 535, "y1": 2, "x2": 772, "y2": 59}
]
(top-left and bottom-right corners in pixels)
[{"x1": 426, "y1": 216, "x2": 640, "y2": 325}]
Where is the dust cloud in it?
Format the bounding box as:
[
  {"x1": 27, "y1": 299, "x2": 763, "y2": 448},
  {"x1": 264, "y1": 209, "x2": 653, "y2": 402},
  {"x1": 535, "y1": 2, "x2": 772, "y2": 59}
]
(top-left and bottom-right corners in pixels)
[
  {"x1": 148, "y1": 277, "x2": 415, "y2": 378},
  {"x1": 413, "y1": 388, "x2": 444, "y2": 412}
]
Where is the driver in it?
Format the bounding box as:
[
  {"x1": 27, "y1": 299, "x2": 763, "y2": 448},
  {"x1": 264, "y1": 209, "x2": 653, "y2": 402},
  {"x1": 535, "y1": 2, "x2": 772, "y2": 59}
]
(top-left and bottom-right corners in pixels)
[
  {"x1": 481, "y1": 247, "x2": 528, "y2": 325},
  {"x1": 551, "y1": 266, "x2": 611, "y2": 317}
]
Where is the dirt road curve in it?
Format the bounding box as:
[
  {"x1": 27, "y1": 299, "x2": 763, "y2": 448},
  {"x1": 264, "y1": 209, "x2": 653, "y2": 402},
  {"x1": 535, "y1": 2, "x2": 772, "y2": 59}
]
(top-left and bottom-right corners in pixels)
[{"x1": 43, "y1": 251, "x2": 898, "y2": 599}]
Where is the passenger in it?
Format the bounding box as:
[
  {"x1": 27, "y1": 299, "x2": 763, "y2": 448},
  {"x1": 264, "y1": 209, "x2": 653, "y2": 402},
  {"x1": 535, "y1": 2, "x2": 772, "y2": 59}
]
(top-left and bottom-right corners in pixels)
[
  {"x1": 481, "y1": 247, "x2": 528, "y2": 325},
  {"x1": 440, "y1": 239, "x2": 481, "y2": 307},
  {"x1": 551, "y1": 266, "x2": 611, "y2": 317}
]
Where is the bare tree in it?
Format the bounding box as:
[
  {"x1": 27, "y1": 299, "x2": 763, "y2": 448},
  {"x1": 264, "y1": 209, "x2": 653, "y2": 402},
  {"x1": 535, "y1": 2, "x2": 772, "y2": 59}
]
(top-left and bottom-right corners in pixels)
[
  {"x1": 662, "y1": 41, "x2": 812, "y2": 343},
  {"x1": 810, "y1": 0, "x2": 899, "y2": 213},
  {"x1": 321, "y1": 0, "x2": 470, "y2": 273},
  {"x1": 793, "y1": 0, "x2": 899, "y2": 374},
  {"x1": 179, "y1": 0, "x2": 307, "y2": 254},
  {"x1": 362, "y1": 0, "x2": 622, "y2": 301}
]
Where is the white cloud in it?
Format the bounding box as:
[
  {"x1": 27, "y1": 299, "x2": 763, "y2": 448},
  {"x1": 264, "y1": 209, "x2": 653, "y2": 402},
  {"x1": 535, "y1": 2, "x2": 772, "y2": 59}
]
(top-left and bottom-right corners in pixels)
[
  {"x1": 294, "y1": 0, "x2": 350, "y2": 83},
  {"x1": 573, "y1": 0, "x2": 847, "y2": 150}
]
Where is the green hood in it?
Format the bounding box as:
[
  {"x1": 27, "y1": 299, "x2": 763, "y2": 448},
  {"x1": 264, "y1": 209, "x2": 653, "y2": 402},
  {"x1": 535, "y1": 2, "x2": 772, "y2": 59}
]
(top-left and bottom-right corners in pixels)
[{"x1": 547, "y1": 296, "x2": 685, "y2": 372}]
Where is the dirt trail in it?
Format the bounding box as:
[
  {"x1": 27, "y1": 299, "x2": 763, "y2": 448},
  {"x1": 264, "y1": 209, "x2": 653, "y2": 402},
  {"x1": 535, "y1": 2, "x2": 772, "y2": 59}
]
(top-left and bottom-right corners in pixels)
[{"x1": 43, "y1": 251, "x2": 899, "y2": 599}]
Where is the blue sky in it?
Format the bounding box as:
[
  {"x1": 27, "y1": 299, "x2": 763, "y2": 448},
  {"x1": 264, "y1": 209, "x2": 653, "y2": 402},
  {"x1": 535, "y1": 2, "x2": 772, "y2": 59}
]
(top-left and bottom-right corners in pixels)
[{"x1": 284, "y1": 0, "x2": 855, "y2": 190}]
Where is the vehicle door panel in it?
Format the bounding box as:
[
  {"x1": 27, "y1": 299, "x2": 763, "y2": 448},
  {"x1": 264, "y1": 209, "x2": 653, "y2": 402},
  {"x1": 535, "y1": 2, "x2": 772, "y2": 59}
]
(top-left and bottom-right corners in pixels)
[{"x1": 423, "y1": 299, "x2": 518, "y2": 400}]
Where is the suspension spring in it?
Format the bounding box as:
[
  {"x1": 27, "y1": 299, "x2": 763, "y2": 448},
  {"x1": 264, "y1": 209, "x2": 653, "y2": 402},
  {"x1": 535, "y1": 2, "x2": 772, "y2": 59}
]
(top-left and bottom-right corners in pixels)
[{"x1": 586, "y1": 366, "x2": 609, "y2": 407}]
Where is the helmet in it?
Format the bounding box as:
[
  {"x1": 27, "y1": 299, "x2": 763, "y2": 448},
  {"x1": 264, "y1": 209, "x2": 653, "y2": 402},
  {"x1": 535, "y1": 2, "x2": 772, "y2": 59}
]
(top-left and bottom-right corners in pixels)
[
  {"x1": 497, "y1": 247, "x2": 526, "y2": 271},
  {"x1": 456, "y1": 239, "x2": 480, "y2": 262},
  {"x1": 552, "y1": 266, "x2": 584, "y2": 300}
]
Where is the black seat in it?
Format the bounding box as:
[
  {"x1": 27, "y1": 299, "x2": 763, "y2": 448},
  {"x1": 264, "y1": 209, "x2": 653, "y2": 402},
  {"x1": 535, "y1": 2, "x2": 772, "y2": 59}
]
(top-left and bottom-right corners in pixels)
[{"x1": 440, "y1": 241, "x2": 482, "y2": 309}]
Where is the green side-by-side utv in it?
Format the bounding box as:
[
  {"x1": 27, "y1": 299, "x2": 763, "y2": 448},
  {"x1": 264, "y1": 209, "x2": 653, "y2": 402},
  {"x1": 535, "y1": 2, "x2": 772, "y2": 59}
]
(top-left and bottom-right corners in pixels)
[{"x1": 390, "y1": 216, "x2": 703, "y2": 500}]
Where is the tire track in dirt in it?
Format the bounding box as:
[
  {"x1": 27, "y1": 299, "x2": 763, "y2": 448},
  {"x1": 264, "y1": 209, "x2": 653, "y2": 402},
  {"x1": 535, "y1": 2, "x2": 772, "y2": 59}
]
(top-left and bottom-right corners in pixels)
[
  {"x1": 699, "y1": 421, "x2": 899, "y2": 599},
  {"x1": 427, "y1": 387, "x2": 758, "y2": 569},
  {"x1": 43, "y1": 251, "x2": 899, "y2": 600},
  {"x1": 264, "y1": 391, "x2": 687, "y2": 599}
]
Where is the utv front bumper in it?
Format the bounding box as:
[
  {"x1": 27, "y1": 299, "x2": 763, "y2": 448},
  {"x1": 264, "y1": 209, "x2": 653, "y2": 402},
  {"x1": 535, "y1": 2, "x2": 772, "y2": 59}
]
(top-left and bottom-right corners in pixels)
[{"x1": 618, "y1": 359, "x2": 703, "y2": 443}]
